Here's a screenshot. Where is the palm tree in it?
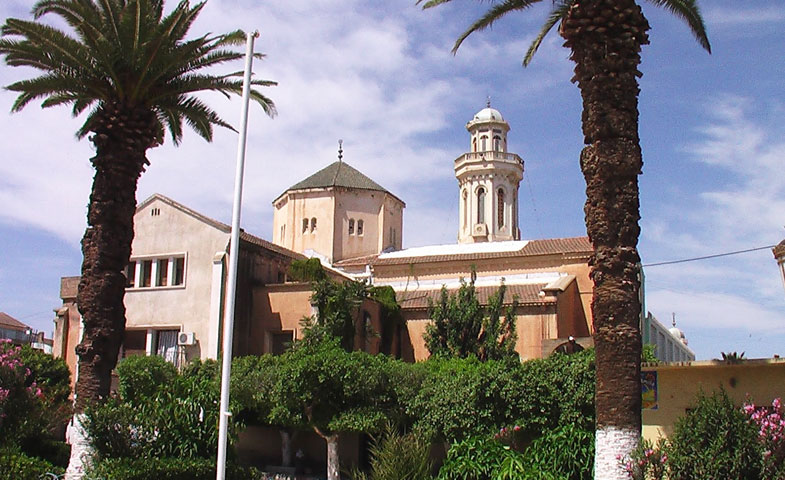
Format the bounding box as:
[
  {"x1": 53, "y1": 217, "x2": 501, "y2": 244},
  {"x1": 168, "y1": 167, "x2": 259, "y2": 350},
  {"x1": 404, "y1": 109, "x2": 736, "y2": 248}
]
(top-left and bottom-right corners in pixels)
[
  {"x1": 1, "y1": 0, "x2": 274, "y2": 475},
  {"x1": 417, "y1": 0, "x2": 709, "y2": 478}
]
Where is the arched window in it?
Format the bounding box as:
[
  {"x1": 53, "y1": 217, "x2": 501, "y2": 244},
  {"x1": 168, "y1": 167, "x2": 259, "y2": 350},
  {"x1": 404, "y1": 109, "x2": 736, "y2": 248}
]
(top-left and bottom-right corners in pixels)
[
  {"x1": 357, "y1": 220, "x2": 364, "y2": 235},
  {"x1": 480, "y1": 135, "x2": 488, "y2": 151},
  {"x1": 472, "y1": 137, "x2": 477, "y2": 153},
  {"x1": 497, "y1": 188, "x2": 505, "y2": 228},
  {"x1": 477, "y1": 187, "x2": 486, "y2": 224},
  {"x1": 310, "y1": 217, "x2": 317, "y2": 232},
  {"x1": 462, "y1": 189, "x2": 468, "y2": 228},
  {"x1": 493, "y1": 135, "x2": 502, "y2": 151},
  {"x1": 302, "y1": 219, "x2": 308, "y2": 234},
  {"x1": 348, "y1": 219, "x2": 355, "y2": 235}
]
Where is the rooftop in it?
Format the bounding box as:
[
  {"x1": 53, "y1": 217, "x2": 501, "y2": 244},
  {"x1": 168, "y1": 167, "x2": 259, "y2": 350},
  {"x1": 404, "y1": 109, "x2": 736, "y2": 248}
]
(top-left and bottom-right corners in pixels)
[{"x1": 373, "y1": 237, "x2": 592, "y2": 266}]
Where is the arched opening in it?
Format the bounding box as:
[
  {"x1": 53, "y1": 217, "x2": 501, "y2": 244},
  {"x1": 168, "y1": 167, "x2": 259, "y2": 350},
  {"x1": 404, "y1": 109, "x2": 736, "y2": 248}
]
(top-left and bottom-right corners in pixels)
[
  {"x1": 462, "y1": 189, "x2": 468, "y2": 229},
  {"x1": 493, "y1": 135, "x2": 502, "y2": 151},
  {"x1": 357, "y1": 219, "x2": 364, "y2": 236},
  {"x1": 348, "y1": 218, "x2": 355, "y2": 235},
  {"x1": 497, "y1": 188, "x2": 505, "y2": 228},
  {"x1": 477, "y1": 187, "x2": 486, "y2": 224},
  {"x1": 310, "y1": 217, "x2": 317, "y2": 232}
]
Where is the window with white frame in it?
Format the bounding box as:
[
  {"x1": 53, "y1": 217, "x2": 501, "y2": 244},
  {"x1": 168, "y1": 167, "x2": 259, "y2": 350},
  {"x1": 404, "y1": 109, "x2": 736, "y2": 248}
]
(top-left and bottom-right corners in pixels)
[
  {"x1": 125, "y1": 254, "x2": 186, "y2": 289},
  {"x1": 357, "y1": 219, "x2": 364, "y2": 236},
  {"x1": 349, "y1": 218, "x2": 355, "y2": 235}
]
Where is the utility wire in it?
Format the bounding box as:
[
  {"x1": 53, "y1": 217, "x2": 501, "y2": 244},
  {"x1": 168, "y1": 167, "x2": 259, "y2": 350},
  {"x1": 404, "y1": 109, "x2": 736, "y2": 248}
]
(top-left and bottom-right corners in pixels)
[{"x1": 643, "y1": 244, "x2": 776, "y2": 267}]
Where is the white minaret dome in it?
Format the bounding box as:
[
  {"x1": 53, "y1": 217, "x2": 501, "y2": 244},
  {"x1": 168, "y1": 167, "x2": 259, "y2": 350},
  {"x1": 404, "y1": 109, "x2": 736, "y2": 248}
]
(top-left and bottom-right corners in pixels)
[
  {"x1": 469, "y1": 107, "x2": 506, "y2": 124},
  {"x1": 455, "y1": 103, "x2": 524, "y2": 244}
]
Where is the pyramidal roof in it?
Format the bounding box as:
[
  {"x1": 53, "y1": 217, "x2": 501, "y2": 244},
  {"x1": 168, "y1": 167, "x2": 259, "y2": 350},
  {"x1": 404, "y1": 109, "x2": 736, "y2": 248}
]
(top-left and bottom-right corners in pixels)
[{"x1": 287, "y1": 161, "x2": 389, "y2": 193}]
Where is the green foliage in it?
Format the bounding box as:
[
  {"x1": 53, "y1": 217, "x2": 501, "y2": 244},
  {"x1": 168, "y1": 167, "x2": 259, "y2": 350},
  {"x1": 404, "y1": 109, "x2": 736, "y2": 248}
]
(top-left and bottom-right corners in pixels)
[
  {"x1": 85, "y1": 358, "x2": 235, "y2": 461},
  {"x1": 86, "y1": 456, "x2": 259, "y2": 480},
  {"x1": 406, "y1": 350, "x2": 595, "y2": 443},
  {"x1": 424, "y1": 278, "x2": 517, "y2": 361},
  {"x1": 516, "y1": 424, "x2": 594, "y2": 480},
  {"x1": 0, "y1": 445, "x2": 64, "y2": 480},
  {"x1": 0, "y1": 0, "x2": 277, "y2": 143},
  {"x1": 370, "y1": 286, "x2": 403, "y2": 354},
  {"x1": 641, "y1": 344, "x2": 659, "y2": 364},
  {"x1": 1, "y1": 342, "x2": 72, "y2": 451},
  {"x1": 349, "y1": 424, "x2": 433, "y2": 480},
  {"x1": 288, "y1": 257, "x2": 327, "y2": 283},
  {"x1": 267, "y1": 337, "x2": 397, "y2": 435},
  {"x1": 621, "y1": 438, "x2": 668, "y2": 480},
  {"x1": 666, "y1": 389, "x2": 762, "y2": 480},
  {"x1": 306, "y1": 278, "x2": 370, "y2": 351},
  {"x1": 437, "y1": 435, "x2": 519, "y2": 480},
  {"x1": 116, "y1": 354, "x2": 177, "y2": 405},
  {"x1": 436, "y1": 424, "x2": 592, "y2": 480}
]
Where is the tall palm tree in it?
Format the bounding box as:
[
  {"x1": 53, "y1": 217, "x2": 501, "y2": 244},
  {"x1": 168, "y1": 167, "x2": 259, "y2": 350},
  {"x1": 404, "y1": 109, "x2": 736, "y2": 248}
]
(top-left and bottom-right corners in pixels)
[
  {"x1": 418, "y1": 0, "x2": 709, "y2": 478},
  {"x1": 1, "y1": 0, "x2": 274, "y2": 475}
]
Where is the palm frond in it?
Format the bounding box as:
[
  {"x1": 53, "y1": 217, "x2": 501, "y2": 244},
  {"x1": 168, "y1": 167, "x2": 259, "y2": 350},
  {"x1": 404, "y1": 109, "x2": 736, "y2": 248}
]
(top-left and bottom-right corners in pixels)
[
  {"x1": 3, "y1": 0, "x2": 276, "y2": 145},
  {"x1": 646, "y1": 0, "x2": 711, "y2": 53},
  {"x1": 418, "y1": 0, "x2": 454, "y2": 8},
  {"x1": 2, "y1": 18, "x2": 94, "y2": 72},
  {"x1": 452, "y1": 0, "x2": 544, "y2": 54},
  {"x1": 523, "y1": 0, "x2": 573, "y2": 66}
]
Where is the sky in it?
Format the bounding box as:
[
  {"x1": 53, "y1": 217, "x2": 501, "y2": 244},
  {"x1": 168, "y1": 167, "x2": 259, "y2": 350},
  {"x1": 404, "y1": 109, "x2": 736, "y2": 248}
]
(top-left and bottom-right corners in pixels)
[{"x1": 0, "y1": 0, "x2": 783, "y2": 361}]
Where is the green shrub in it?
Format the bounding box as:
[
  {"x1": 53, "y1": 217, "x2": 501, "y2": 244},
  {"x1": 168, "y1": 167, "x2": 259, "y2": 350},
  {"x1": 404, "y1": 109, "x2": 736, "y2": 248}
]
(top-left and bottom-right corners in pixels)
[
  {"x1": 666, "y1": 389, "x2": 762, "y2": 480},
  {"x1": 116, "y1": 354, "x2": 177, "y2": 405},
  {"x1": 86, "y1": 457, "x2": 260, "y2": 480},
  {"x1": 518, "y1": 424, "x2": 593, "y2": 480},
  {"x1": 350, "y1": 425, "x2": 433, "y2": 480},
  {"x1": 437, "y1": 435, "x2": 520, "y2": 480},
  {"x1": 0, "y1": 446, "x2": 64, "y2": 480},
  {"x1": 86, "y1": 360, "x2": 238, "y2": 461}
]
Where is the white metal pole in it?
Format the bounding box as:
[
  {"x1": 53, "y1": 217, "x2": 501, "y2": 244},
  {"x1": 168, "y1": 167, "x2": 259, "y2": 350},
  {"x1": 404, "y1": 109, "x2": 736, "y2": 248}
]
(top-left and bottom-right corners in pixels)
[{"x1": 216, "y1": 29, "x2": 258, "y2": 480}]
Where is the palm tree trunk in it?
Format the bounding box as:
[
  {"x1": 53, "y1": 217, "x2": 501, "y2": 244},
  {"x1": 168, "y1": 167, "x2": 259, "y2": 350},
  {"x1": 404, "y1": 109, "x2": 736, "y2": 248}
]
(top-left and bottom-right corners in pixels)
[
  {"x1": 66, "y1": 102, "x2": 156, "y2": 479},
  {"x1": 560, "y1": 1, "x2": 650, "y2": 478}
]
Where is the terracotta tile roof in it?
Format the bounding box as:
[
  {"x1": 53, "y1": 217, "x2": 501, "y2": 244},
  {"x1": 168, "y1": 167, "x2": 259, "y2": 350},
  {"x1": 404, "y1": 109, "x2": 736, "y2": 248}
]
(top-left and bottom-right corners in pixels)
[
  {"x1": 0, "y1": 312, "x2": 29, "y2": 331},
  {"x1": 373, "y1": 237, "x2": 592, "y2": 266},
  {"x1": 137, "y1": 193, "x2": 304, "y2": 261},
  {"x1": 397, "y1": 283, "x2": 552, "y2": 310},
  {"x1": 60, "y1": 276, "x2": 79, "y2": 299}
]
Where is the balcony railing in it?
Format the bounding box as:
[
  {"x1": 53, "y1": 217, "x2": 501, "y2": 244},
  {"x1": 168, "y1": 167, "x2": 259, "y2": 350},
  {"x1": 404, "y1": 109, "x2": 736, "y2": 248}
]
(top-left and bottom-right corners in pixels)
[{"x1": 455, "y1": 151, "x2": 523, "y2": 166}]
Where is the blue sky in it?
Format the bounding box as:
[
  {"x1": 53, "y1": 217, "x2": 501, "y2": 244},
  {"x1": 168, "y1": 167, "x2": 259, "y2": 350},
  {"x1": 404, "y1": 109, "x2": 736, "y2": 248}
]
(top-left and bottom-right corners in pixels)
[{"x1": 1, "y1": 0, "x2": 783, "y2": 360}]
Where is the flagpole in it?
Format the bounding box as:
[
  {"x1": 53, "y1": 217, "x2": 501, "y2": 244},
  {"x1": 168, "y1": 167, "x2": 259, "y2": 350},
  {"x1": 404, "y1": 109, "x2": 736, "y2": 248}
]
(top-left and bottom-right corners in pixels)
[{"x1": 216, "y1": 29, "x2": 258, "y2": 480}]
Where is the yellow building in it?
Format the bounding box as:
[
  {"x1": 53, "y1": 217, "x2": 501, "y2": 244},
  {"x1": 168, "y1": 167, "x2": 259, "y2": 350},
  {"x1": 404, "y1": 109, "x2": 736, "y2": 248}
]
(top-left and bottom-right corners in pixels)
[{"x1": 642, "y1": 358, "x2": 785, "y2": 443}]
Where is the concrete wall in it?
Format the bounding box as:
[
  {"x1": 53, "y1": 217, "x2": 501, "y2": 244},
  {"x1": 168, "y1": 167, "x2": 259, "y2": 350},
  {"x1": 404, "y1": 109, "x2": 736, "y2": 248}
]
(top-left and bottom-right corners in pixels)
[
  {"x1": 334, "y1": 188, "x2": 384, "y2": 261},
  {"x1": 273, "y1": 191, "x2": 335, "y2": 261},
  {"x1": 124, "y1": 197, "x2": 230, "y2": 362},
  {"x1": 642, "y1": 360, "x2": 785, "y2": 443}
]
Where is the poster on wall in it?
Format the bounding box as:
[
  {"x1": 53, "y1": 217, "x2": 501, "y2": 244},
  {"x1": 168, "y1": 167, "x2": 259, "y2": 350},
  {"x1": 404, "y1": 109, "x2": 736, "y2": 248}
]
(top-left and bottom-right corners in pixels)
[{"x1": 642, "y1": 370, "x2": 658, "y2": 410}]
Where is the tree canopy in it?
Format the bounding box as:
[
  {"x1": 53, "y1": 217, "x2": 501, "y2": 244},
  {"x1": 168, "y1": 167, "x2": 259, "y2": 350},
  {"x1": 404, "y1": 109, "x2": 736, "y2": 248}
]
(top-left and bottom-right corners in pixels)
[{"x1": 424, "y1": 278, "x2": 518, "y2": 361}]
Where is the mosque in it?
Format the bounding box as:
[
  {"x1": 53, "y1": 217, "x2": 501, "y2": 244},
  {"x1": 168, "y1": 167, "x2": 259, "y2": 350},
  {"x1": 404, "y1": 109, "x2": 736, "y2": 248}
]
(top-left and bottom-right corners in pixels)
[{"x1": 53, "y1": 103, "x2": 692, "y2": 385}]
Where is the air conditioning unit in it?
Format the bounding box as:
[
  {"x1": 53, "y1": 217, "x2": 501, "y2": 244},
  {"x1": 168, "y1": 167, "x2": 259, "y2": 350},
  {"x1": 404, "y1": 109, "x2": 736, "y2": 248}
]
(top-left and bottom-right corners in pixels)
[{"x1": 178, "y1": 332, "x2": 196, "y2": 346}]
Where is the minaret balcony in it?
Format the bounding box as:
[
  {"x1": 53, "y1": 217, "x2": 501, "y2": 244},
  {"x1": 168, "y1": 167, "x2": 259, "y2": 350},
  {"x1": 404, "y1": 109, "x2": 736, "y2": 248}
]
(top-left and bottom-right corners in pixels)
[{"x1": 454, "y1": 151, "x2": 523, "y2": 168}]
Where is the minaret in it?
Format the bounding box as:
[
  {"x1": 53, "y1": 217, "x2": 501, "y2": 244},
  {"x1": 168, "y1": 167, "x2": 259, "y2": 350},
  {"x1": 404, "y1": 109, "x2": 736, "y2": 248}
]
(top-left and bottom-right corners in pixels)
[{"x1": 455, "y1": 102, "x2": 524, "y2": 243}]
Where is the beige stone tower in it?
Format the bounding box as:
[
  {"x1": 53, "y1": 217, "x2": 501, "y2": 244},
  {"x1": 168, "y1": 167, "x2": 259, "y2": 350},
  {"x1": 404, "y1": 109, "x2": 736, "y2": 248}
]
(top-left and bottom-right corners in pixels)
[
  {"x1": 455, "y1": 103, "x2": 524, "y2": 243},
  {"x1": 272, "y1": 147, "x2": 404, "y2": 263}
]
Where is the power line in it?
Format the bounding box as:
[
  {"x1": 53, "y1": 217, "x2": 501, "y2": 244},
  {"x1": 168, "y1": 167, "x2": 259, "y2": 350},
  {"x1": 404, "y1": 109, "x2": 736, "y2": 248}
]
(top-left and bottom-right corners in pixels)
[{"x1": 643, "y1": 245, "x2": 776, "y2": 268}]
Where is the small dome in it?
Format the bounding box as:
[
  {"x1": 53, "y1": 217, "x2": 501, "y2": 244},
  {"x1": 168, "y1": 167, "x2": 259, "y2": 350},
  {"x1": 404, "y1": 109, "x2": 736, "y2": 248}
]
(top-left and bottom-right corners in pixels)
[
  {"x1": 473, "y1": 107, "x2": 505, "y2": 123},
  {"x1": 669, "y1": 326, "x2": 688, "y2": 345}
]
